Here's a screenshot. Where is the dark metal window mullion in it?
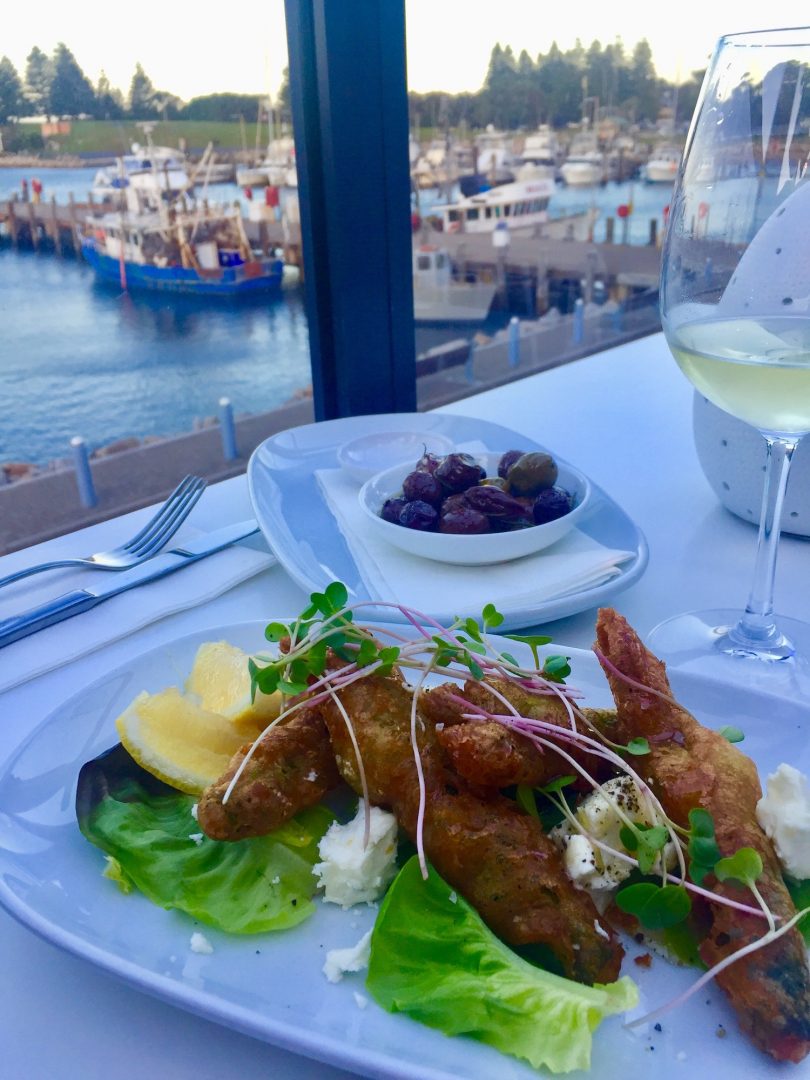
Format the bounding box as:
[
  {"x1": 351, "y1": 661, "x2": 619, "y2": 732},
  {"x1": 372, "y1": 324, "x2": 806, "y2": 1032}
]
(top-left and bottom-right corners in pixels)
[{"x1": 284, "y1": 0, "x2": 416, "y2": 419}]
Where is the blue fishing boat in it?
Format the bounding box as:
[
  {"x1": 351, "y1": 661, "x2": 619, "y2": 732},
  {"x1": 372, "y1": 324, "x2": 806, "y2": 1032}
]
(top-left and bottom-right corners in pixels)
[{"x1": 79, "y1": 202, "x2": 283, "y2": 297}]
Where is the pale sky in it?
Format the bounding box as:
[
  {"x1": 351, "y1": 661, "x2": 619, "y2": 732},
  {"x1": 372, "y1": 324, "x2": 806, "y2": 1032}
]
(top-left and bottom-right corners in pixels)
[{"x1": 3, "y1": 1, "x2": 807, "y2": 101}]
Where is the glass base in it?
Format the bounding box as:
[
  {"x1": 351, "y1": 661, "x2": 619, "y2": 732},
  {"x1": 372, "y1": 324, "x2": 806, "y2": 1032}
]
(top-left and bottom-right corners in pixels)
[{"x1": 646, "y1": 608, "x2": 810, "y2": 695}]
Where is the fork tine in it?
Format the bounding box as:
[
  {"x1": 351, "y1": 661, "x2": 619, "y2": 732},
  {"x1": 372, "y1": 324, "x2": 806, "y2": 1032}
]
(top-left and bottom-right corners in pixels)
[
  {"x1": 128, "y1": 477, "x2": 207, "y2": 558},
  {"x1": 122, "y1": 475, "x2": 199, "y2": 553}
]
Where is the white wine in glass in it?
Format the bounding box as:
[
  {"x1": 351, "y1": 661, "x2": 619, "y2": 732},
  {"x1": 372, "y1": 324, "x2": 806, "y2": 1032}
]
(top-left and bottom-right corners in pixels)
[{"x1": 650, "y1": 26, "x2": 810, "y2": 681}]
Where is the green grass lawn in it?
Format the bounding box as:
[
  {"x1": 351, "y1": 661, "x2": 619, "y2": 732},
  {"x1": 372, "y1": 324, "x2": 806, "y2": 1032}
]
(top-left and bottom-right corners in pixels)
[{"x1": 45, "y1": 121, "x2": 253, "y2": 156}]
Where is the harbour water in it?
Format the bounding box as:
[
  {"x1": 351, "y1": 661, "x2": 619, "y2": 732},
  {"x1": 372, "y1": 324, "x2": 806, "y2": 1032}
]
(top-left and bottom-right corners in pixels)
[{"x1": 0, "y1": 167, "x2": 672, "y2": 468}]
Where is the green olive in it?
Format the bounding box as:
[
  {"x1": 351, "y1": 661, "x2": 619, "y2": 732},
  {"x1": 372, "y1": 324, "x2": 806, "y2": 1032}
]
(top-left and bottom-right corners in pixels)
[{"x1": 506, "y1": 451, "x2": 558, "y2": 496}]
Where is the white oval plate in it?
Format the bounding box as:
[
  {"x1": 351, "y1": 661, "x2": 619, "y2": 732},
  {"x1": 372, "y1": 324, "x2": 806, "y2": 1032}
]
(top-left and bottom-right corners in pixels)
[
  {"x1": 1, "y1": 620, "x2": 807, "y2": 1080},
  {"x1": 247, "y1": 412, "x2": 649, "y2": 631}
]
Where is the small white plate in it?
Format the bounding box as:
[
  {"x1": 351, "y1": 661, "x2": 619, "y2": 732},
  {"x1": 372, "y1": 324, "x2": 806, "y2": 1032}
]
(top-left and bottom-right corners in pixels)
[
  {"x1": 359, "y1": 453, "x2": 590, "y2": 565},
  {"x1": 337, "y1": 430, "x2": 455, "y2": 485}
]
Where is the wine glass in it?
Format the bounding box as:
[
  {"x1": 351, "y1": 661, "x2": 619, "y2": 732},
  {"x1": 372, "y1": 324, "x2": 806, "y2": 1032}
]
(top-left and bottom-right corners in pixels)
[{"x1": 649, "y1": 26, "x2": 810, "y2": 683}]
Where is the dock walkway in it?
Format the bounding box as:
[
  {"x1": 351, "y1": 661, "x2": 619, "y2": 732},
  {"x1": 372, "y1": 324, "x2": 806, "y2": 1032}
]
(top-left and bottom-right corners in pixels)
[{"x1": 0, "y1": 197, "x2": 661, "y2": 295}]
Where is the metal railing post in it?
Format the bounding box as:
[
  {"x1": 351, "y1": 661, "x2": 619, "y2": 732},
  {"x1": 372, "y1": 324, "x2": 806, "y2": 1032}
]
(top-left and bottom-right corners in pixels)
[
  {"x1": 464, "y1": 341, "x2": 475, "y2": 384},
  {"x1": 573, "y1": 298, "x2": 584, "y2": 344},
  {"x1": 219, "y1": 397, "x2": 238, "y2": 460},
  {"x1": 70, "y1": 436, "x2": 97, "y2": 508},
  {"x1": 508, "y1": 316, "x2": 520, "y2": 368}
]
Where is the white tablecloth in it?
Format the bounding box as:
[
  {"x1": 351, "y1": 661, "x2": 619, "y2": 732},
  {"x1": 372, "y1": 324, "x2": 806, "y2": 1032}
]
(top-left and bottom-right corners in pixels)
[{"x1": 2, "y1": 333, "x2": 808, "y2": 1079}]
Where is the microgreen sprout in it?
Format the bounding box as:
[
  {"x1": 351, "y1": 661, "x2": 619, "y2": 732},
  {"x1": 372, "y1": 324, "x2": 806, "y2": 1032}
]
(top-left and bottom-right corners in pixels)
[
  {"x1": 615, "y1": 881, "x2": 692, "y2": 930},
  {"x1": 718, "y1": 725, "x2": 745, "y2": 743},
  {"x1": 685, "y1": 808, "x2": 722, "y2": 886}
]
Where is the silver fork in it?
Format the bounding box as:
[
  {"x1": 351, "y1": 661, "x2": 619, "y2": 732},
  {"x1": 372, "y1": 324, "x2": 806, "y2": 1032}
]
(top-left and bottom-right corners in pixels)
[{"x1": 0, "y1": 475, "x2": 207, "y2": 589}]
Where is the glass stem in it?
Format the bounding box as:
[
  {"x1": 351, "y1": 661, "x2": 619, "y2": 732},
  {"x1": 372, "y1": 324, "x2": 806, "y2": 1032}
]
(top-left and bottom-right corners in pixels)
[{"x1": 731, "y1": 435, "x2": 797, "y2": 646}]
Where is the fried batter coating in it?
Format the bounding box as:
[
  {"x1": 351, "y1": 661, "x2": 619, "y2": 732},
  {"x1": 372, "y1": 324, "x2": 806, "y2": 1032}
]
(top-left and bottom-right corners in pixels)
[
  {"x1": 318, "y1": 668, "x2": 624, "y2": 986},
  {"x1": 197, "y1": 703, "x2": 340, "y2": 841},
  {"x1": 420, "y1": 679, "x2": 615, "y2": 790},
  {"x1": 594, "y1": 607, "x2": 810, "y2": 1063}
]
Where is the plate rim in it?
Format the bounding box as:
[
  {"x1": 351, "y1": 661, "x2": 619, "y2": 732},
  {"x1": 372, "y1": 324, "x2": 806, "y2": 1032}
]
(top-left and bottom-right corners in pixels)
[{"x1": 246, "y1": 411, "x2": 650, "y2": 630}]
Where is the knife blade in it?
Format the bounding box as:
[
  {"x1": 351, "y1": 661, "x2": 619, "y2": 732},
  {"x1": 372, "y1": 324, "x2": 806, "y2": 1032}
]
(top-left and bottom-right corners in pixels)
[{"x1": 0, "y1": 520, "x2": 263, "y2": 648}]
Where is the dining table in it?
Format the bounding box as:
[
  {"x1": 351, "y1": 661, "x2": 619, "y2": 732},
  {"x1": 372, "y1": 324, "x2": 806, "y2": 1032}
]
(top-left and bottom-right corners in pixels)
[{"x1": 1, "y1": 330, "x2": 808, "y2": 1080}]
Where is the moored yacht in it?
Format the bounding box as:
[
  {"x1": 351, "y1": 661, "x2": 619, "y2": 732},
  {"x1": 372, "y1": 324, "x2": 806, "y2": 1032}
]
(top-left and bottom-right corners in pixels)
[
  {"x1": 642, "y1": 144, "x2": 682, "y2": 183},
  {"x1": 560, "y1": 132, "x2": 605, "y2": 187}
]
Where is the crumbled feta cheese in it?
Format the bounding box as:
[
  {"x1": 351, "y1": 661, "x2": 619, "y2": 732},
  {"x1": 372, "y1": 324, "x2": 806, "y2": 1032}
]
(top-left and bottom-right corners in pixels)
[
  {"x1": 190, "y1": 803, "x2": 199, "y2": 821},
  {"x1": 306, "y1": 770, "x2": 318, "y2": 782},
  {"x1": 189, "y1": 832, "x2": 204, "y2": 845},
  {"x1": 190, "y1": 931, "x2": 213, "y2": 955},
  {"x1": 448, "y1": 890, "x2": 458, "y2": 904},
  {"x1": 756, "y1": 763, "x2": 810, "y2": 879},
  {"x1": 314, "y1": 800, "x2": 399, "y2": 908},
  {"x1": 271, "y1": 875, "x2": 280, "y2": 885},
  {"x1": 550, "y1": 776, "x2": 676, "y2": 901},
  {"x1": 322, "y1": 929, "x2": 372, "y2": 983}
]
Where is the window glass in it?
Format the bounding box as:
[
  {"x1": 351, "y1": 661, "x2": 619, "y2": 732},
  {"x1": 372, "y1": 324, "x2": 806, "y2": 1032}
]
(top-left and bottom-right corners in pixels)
[
  {"x1": 405, "y1": 0, "x2": 667, "y2": 416},
  {"x1": 0, "y1": 6, "x2": 312, "y2": 554}
]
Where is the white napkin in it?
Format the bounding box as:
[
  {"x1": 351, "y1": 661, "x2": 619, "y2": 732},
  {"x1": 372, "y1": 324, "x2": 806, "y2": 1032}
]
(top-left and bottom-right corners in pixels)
[
  {"x1": 0, "y1": 522, "x2": 275, "y2": 694},
  {"x1": 316, "y1": 468, "x2": 635, "y2": 619}
]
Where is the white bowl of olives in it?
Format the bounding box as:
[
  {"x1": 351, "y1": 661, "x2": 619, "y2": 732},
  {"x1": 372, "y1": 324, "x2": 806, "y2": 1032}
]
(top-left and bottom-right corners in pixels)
[{"x1": 359, "y1": 448, "x2": 591, "y2": 565}]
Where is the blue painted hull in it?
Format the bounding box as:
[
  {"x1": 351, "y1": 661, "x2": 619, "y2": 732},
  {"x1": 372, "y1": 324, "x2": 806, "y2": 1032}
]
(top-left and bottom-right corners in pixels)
[{"x1": 80, "y1": 239, "x2": 283, "y2": 296}]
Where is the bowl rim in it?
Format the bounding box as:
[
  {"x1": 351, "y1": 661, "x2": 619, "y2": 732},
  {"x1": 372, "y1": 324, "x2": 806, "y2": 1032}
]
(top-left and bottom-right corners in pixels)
[{"x1": 358, "y1": 451, "x2": 591, "y2": 553}]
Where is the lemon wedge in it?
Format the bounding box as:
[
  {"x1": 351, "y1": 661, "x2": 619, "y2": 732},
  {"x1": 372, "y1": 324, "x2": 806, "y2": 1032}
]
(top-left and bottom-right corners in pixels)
[
  {"x1": 116, "y1": 686, "x2": 247, "y2": 795},
  {"x1": 185, "y1": 640, "x2": 281, "y2": 737}
]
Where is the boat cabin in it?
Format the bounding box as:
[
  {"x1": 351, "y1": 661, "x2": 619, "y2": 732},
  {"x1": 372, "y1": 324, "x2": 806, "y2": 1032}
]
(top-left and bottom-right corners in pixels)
[
  {"x1": 437, "y1": 177, "x2": 555, "y2": 234},
  {"x1": 413, "y1": 244, "x2": 453, "y2": 286}
]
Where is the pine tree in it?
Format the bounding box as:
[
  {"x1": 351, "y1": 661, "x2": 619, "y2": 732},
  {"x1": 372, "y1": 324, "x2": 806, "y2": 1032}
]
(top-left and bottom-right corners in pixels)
[
  {"x1": 129, "y1": 63, "x2": 158, "y2": 118},
  {"x1": 0, "y1": 56, "x2": 23, "y2": 122},
  {"x1": 24, "y1": 46, "x2": 52, "y2": 115},
  {"x1": 96, "y1": 71, "x2": 125, "y2": 120},
  {"x1": 49, "y1": 43, "x2": 95, "y2": 117}
]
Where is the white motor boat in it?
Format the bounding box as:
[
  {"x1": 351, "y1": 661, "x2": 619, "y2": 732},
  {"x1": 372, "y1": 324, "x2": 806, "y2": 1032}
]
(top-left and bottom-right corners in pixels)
[
  {"x1": 560, "y1": 133, "x2": 605, "y2": 187},
  {"x1": 92, "y1": 143, "x2": 192, "y2": 203},
  {"x1": 642, "y1": 144, "x2": 682, "y2": 183},
  {"x1": 435, "y1": 168, "x2": 597, "y2": 240},
  {"x1": 412, "y1": 244, "x2": 496, "y2": 323},
  {"x1": 520, "y1": 125, "x2": 562, "y2": 174}
]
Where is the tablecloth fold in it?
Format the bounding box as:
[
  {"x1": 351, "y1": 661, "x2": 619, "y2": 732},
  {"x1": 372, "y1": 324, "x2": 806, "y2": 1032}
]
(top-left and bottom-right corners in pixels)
[{"x1": 316, "y1": 468, "x2": 635, "y2": 619}]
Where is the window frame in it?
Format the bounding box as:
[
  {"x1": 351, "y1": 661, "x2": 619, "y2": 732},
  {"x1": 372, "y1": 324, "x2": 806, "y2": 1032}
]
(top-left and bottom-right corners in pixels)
[{"x1": 284, "y1": 0, "x2": 417, "y2": 419}]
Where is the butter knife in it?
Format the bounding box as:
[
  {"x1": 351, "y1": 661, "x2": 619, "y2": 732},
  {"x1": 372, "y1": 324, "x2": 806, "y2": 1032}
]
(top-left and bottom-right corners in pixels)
[{"x1": 0, "y1": 520, "x2": 263, "y2": 648}]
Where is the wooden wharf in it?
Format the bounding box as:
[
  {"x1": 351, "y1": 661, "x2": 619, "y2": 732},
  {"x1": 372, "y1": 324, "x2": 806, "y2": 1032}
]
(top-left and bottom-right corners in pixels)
[{"x1": 0, "y1": 196, "x2": 661, "y2": 304}]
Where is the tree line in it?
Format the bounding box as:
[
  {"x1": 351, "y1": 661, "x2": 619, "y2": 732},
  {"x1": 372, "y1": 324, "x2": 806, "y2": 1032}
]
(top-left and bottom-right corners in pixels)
[
  {"x1": 409, "y1": 41, "x2": 704, "y2": 133},
  {"x1": 0, "y1": 44, "x2": 273, "y2": 125},
  {"x1": 0, "y1": 38, "x2": 704, "y2": 132}
]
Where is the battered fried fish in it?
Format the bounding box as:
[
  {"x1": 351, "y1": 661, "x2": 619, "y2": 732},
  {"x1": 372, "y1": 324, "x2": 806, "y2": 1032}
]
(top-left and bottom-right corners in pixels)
[
  {"x1": 420, "y1": 678, "x2": 615, "y2": 791},
  {"x1": 198, "y1": 703, "x2": 340, "y2": 841},
  {"x1": 594, "y1": 607, "x2": 810, "y2": 1064},
  {"x1": 318, "y1": 667, "x2": 624, "y2": 986}
]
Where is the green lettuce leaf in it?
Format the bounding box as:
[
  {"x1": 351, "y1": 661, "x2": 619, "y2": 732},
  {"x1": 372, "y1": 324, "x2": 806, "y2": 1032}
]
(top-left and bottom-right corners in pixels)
[
  {"x1": 367, "y1": 856, "x2": 638, "y2": 1074},
  {"x1": 81, "y1": 775, "x2": 333, "y2": 934},
  {"x1": 786, "y1": 877, "x2": 810, "y2": 944}
]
